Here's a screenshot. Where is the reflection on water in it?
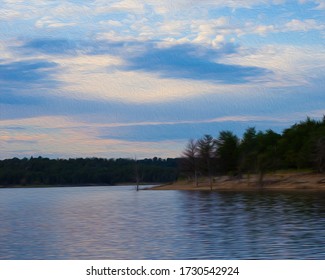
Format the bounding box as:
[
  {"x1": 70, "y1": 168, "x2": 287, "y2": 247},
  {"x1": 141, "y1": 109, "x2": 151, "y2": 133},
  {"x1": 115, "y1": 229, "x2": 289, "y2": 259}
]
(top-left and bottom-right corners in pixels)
[{"x1": 0, "y1": 186, "x2": 324, "y2": 259}]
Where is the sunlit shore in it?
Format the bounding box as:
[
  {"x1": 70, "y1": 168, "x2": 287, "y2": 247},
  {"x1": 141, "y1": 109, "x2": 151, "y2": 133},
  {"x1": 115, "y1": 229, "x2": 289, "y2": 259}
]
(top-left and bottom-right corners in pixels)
[{"x1": 150, "y1": 172, "x2": 325, "y2": 191}]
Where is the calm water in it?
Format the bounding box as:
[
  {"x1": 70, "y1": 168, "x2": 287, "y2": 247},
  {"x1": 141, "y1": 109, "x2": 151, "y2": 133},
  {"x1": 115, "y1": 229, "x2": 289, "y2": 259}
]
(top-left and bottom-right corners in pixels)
[{"x1": 0, "y1": 186, "x2": 324, "y2": 259}]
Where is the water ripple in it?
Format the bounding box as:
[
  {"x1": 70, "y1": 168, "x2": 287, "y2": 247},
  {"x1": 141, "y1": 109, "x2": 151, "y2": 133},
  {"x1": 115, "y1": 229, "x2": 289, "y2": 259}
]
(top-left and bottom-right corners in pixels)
[{"x1": 0, "y1": 186, "x2": 324, "y2": 259}]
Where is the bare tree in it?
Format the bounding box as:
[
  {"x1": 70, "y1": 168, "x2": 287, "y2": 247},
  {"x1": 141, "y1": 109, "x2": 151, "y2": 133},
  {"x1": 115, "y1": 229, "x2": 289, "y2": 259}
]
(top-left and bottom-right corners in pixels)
[{"x1": 182, "y1": 139, "x2": 199, "y2": 187}]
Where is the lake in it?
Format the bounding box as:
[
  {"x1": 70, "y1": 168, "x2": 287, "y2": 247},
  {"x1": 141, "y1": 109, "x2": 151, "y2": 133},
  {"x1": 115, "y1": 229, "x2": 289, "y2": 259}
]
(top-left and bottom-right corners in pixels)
[{"x1": 0, "y1": 186, "x2": 324, "y2": 259}]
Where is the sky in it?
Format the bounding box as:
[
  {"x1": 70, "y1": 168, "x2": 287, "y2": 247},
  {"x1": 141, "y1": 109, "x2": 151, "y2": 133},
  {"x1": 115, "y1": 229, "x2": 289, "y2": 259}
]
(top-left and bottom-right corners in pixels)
[{"x1": 1, "y1": 0, "x2": 324, "y2": 159}]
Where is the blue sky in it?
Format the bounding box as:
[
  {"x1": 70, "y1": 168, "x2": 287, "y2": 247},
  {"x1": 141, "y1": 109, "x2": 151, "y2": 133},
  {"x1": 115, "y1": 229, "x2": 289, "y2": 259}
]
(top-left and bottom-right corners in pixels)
[{"x1": 1, "y1": 0, "x2": 324, "y2": 159}]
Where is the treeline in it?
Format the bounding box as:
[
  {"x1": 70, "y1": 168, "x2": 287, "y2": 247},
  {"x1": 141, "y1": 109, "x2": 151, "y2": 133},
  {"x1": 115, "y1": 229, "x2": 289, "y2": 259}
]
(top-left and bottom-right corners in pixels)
[
  {"x1": 181, "y1": 117, "x2": 325, "y2": 188},
  {"x1": 0, "y1": 157, "x2": 180, "y2": 186},
  {"x1": 1, "y1": 117, "x2": 324, "y2": 187}
]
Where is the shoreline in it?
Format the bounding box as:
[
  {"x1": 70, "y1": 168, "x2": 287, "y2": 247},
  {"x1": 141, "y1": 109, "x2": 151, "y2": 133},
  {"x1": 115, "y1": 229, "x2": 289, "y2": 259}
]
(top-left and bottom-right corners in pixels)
[
  {"x1": 0, "y1": 184, "x2": 112, "y2": 189},
  {"x1": 1, "y1": 173, "x2": 324, "y2": 191},
  {"x1": 0, "y1": 183, "x2": 162, "y2": 189},
  {"x1": 150, "y1": 172, "x2": 325, "y2": 191}
]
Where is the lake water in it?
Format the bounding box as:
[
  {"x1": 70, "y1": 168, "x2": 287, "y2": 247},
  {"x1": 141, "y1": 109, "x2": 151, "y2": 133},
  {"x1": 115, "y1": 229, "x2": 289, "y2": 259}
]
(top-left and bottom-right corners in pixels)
[{"x1": 0, "y1": 186, "x2": 324, "y2": 259}]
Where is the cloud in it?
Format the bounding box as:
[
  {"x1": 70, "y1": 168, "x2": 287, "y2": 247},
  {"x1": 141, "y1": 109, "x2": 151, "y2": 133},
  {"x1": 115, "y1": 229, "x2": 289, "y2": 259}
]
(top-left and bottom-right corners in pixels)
[
  {"x1": 314, "y1": 0, "x2": 325, "y2": 10},
  {"x1": 253, "y1": 25, "x2": 276, "y2": 35},
  {"x1": 145, "y1": 0, "x2": 284, "y2": 15},
  {"x1": 35, "y1": 17, "x2": 77, "y2": 29},
  {"x1": 220, "y1": 44, "x2": 325, "y2": 87},
  {"x1": 3, "y1": 107, "x2": 324, "y2": 159},
  {"x1": 2, "y1": 1, "x2": 323, "y2": 51},
  {"x1": 1, "y1": 0, "x2": 324, "y2": 160},
  {"x1": 0, "y1": 60, "x2": 58, "y2": 84},
  {"x1": 235, "y1": 19, "x2": 324, "y2": 37},
  {"x1": 123, "y1": 43, "x2": 270, "y2": 84},
  {"x1": 0, "y1": 40, "x2": 62, "y2": 95},
  {"x1": 56, "y1": 65, "x2": 222, "y2": 103},
  {"x1": 6, "y1": 36, "x2": 323, "y2": 106},
  {"x1": 1, "y1": 39, "x2": 223, "y2": 104},
  {"x1": 22, "y1": 39, "x2": 78, "y2": 55},
  {"x1": 95, "y1": 0, "x2": 145, "y2": 14},
  {"x1": 21, "y1": 37, "x2": 139, "y2": 57},
  {"x1": 17, "y1": 39, "x2": 267, "y2": 103},
  {"x1": 0, "y1": 91, "x2": 46, "y2": 106},
  {"x1": 299, "y1": 0, "x2": 325, "y2": 10},
  {"x1": 0, "y1": 9, "x2": 20, "y2": 20},
  {"x1": 99, "y1": 20, "x2": 123, "y2": 27},
  {"x1": 284, "y1": 19, "x2": 324, "y2": 31},
  {"x1": 0, "y1": 116, "x2": 185, "y2": 159}
]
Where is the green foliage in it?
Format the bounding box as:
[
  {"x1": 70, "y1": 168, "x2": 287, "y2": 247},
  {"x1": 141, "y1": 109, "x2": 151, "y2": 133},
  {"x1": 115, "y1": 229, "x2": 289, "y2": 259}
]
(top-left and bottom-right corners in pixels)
[
  {"x1": 197, "y1": 134, "x2": 215, "y2": 176},
  {"x1": 256, "y1": 129, "x2": 281, "y2": 173},
  {"x1": 239, "y1": 127, "x2": 258, "y2": 174},
  {"x1": 215, "y1": 131, "x2": 239, "y2": 174},
  {"x1": 181, "y1": 117, "x2": 325, "y2": 178},
  {"x1": 1, "y1": 117, "x2": 324, "y2": 187},
  {"x1": 197, "y1": 134, "x2": 216, "y2": 189},
  {"x1": 278, "y1": 117, "x2": 325, "y2": 169}
]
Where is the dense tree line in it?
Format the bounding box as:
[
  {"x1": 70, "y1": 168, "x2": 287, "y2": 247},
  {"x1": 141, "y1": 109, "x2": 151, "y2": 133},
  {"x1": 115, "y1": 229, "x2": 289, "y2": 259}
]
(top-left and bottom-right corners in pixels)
[
  {"x1": 1, "y1": 117, "x2": 324, "y2": 187},
  {"x1": 181, "y1": 117, "x2": 325, "y2": 188},
  {"x1": 0, "y1": 157, "x2": 180, "y2": 186}
]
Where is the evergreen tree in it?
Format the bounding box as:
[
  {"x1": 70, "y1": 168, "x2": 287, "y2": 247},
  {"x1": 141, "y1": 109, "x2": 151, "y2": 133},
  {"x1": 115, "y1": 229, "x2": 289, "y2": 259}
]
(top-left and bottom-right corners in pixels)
[
  {"x1": 215, "y1": 131, "x2": 239, "y2": 175},
  {"x1": 197, "y1": 135, "x2": 215, "y2": 190}
]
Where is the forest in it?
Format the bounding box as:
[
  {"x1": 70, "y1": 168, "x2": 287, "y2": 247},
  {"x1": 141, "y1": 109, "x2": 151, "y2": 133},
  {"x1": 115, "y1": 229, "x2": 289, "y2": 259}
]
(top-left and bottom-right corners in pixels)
[
  {"x1": 0, "y1": 157, "x2": 179, "y2": 186},
  {"x1": 0, "y1": 117, "x2": 324, "y2": 187},
  {"x1": 181, "y1": 117, "x2": 325, "y2": 187}
]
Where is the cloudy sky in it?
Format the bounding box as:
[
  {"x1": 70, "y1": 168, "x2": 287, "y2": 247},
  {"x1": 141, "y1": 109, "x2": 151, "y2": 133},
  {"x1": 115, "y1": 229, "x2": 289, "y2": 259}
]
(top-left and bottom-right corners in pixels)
[{"x1": 1, "y1": 0, "x2": 324, "y2": 159}]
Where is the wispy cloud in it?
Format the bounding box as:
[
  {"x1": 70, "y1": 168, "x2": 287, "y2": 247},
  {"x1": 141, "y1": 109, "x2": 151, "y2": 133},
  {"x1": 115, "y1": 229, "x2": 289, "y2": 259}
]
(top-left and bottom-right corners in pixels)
[
  {"x1": 2, "y1": 108, "x2": 324, "y2": 159},
  {"x1": 0, "y1": 9, "x2": 20, "y2": 20},
  {"x1": 0, "y1": 116, "x2": 186, "y2": 159},
  {"x1": 123, "y1": 43, "x2": 270, "y2": 83},
  {"x1": 22, "y1": 38, "x2": 79, "y2": 55},
  {"x1": 35, "y1": 17, "x2": 77, "y2": 29},
  {"x1": 284, "y1": 19, "x2": 324, "y2": 31},
  {"x1": 0, "y1": 60, "x2": 59, "y2": 92},
  {"x1": 1, "y1": 0, "x2": 324, "y2": 158}
]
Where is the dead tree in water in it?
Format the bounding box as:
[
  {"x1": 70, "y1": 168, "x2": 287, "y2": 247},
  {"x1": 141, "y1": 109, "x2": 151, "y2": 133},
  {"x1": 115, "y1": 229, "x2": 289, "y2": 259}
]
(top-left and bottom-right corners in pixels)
[{"x1": 134, "y1": 157, "x2": 140, "y2": 191}]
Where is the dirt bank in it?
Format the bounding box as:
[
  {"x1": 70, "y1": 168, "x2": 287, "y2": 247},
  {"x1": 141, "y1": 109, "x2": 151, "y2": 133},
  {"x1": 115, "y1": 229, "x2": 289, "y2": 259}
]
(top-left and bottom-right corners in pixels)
[{"x1": 150, "y1": 172, "x2": 325, "y2": 191}]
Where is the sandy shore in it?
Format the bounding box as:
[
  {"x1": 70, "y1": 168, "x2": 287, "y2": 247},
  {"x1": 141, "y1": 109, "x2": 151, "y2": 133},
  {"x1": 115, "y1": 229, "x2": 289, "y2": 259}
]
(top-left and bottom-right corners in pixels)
[{"x1": 150, "y1": 172, "x2": 325, "y2": 191}]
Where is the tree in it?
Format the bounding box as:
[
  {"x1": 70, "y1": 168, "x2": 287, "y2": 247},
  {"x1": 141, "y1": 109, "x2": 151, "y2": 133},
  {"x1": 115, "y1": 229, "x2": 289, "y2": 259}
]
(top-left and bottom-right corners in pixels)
[
  {"x1": 215, "y1": 130, "x2": 240, "y2": 175},
  {"x1": 134, "y1": 157, "x2": 142, "y2": 191},
  {"x1": 239, "y1": 127, "x2": 258, "y2": 181},
  {"x1": 278, "y1": 117, "x2": 320, "y2": 169},
  {"x1": 255, "y1": 130, "x2": 281, "y2": 187},
  {"x1": 197, "y1": 134, "x2": 215, "y2": 190},
  {"x1": 311, "y1": 120, "x2": 325, "y2": 173},
  {"x1": 314, "y1": 136, "x2": 325, "y2": 173},
  {"x1": 0, "y1": 157, "x2": 179, "y2": 186},
  {"x1": 181, "y1": 139, "x2": 199, "y2": 187}
]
